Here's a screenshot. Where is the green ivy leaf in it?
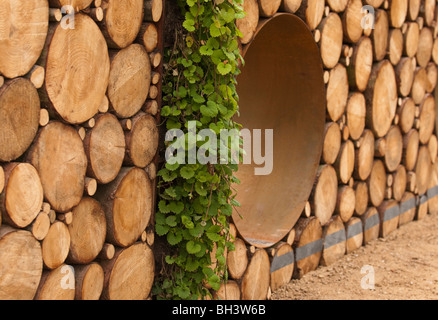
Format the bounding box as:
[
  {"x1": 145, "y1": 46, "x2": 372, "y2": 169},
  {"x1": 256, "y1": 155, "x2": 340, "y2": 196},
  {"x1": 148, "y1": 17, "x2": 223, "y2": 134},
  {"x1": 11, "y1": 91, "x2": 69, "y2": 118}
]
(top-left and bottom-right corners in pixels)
[
  {"x1": 180, "y1": 166, "x2": 195, "y2": 179},
  {"x1": 217, "y1": 62, "x2": 232, "y2": 75},
  {"x1": 186, "y1": 240, "x2": 202, "y2": 254},
  {"x1": 167, "y1": 231, "x2": 183, "y2": 245},
  {"x1": 156, "y1": 223, "x2": 170, "y2": 236},
  {"x1": 166, "y1": 215, "x2": 178, "y2": 227}
]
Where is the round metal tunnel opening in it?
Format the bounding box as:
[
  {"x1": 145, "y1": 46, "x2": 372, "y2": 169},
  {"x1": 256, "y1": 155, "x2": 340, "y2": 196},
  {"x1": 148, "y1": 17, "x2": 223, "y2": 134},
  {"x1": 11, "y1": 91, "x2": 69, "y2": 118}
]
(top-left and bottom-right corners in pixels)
[{"x1": 232, "y1": 13, "x2": 326, "y2": 248}]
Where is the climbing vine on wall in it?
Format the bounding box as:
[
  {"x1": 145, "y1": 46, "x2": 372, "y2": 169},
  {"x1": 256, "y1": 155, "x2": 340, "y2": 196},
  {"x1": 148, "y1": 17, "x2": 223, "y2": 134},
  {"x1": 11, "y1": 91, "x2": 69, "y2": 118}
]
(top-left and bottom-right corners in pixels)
[{"x1": 153, "y1": 0, "x2": 245, "y2": 299}]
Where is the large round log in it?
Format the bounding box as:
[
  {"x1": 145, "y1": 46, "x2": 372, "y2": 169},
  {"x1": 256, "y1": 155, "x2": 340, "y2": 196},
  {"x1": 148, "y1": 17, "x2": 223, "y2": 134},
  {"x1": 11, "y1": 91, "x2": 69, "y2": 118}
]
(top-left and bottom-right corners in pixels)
[
  {"x1": 258, "y1": 0, "x2": 281, "y2": 17},
  {"x1": 346, "y1": 92, "x2": 366, "y2": 140},
  {"x1": 367, "y1": 159, "x2": 387, "y2": 207},
  {"x1": 354, "y1": 129, "x2": 375, "y2": 181},
  {"x1": 0, "y1": 0, "x2": 48, "y2": 78},
  {"x1": 403, "y1": 129, "x2": 419, "y2": 171},
  {"x1": 227, "y1": 237, "x2": 248, "y2": 280},
  {"x1": 95, "y1": 167, "x2": 153, "y2": 247},
  {"x1": 403, "y1": 22, "x2": 419, "y2": 58},
  {"x1": 296, "y1": 0, "x2": 325, "y2": 31},
  {"x1": 101, "y1": 242, "x2": 155, "y2": 300},
  {"x1": 342, "y1": 0, "x2": 363, "y2": 43},
  {"x1": 418, "y1": 94, "x2": 435, "y2": 144},
  {"x1": 415, "y1": 145, "x2": 432, "y2": 195},
  {"x1": 384, "y1": 125, "x2": 403, "y2": 172},
  {"x1": 241, "y1": 248, "x2": 270, "y2": 300},
  {"x1": 389, "y1": 0, "x2": 407, "y2": 28},
  {"x1": 327, "y1": 63, "x2": 349, "y2": 122},
  {"x1": 416, "y1": 27, "x2": 433, "y2": 68},
  {"x1": 34, "y1": 264, "x2": 75, "y2": 300},
  {"x1": 372, "y1": 10, "x2": 389, "y2": 61},
  {"x1": 0, "y1": 163, "x2": 43, "y2": 229},
  {"x1": 0, "y1": 78, "x2": 40, "y2": 162},
  {"x1": 41, "y1": 14, "x2": 110, "y2": 124},
  {"x1": 322, "y1": 122, "x2": 341, "y2": 164},
  {"x1": 347, "y1": 37, "x2": 373, "y2": 92},
  {"x1": 311, "y1": 165, "x2": 338, "y2": 226},
  {"x1": 354, "y1": 181, "x2": 369, "y2": 216},
  {"x1": 335, "y1": 140, "x2": 355, "y2": 184},
  {"x1": 0, "y1": 227, "x2": 43, "y2": 300},
  {"x1": 99, "y1": 0, "x2": 144, "y2": 49},
  {"x1": 396, "y1": 58, "x2": 415, "y2": 97},
  {"x1": 107, "y1": 44, "x2": 151, "y2": 118},
  {"x1": 318, "y1": 12, "x2": 343, "y2": 69},
  {"x1": 270, "y1": 242, "x2": 294, "y2": 292},
  {"x1": 74, "y1": 263, "x2": 104, "y2": 300},
  {"x1": 397, "y1": 97, "x2": 415, "y2": 133},
  {"x1": 42, "y1": 221, "x2": 71, "y2": 270},
  {"x1": 27, "y1": 122, "x2": 88, "y2": 213}
]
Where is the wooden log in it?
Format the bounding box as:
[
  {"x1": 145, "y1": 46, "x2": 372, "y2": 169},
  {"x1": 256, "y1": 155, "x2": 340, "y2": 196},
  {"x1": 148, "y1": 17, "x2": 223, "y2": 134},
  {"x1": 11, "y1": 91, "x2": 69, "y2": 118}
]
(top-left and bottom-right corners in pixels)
[
  {"x1": 411, "y1": 66, "x2": 428, "y2": 104},
  {"x1": 427, "y1": 162, "x2": 438, "y2": 215},
  {"x1": 392, "y1": 164, "x2": 407, "y2": 201},
  {"x1": 318, "y1": 13, "x2": 343, "y2": 69},
  {"x1": 354, "y1": 129, "x2": 375, "y2": 181},
  {"x1": 418, "y1": 94, "x2": 435, "y2": 144},
  {"x1": 416, "y1": 145, "x2": 433, "y2": 195},
  {"x1": 320, "y1": 215, "x2": 346, "y2": 266},
  {"x1": 95, "y1": 167, "x2": 153, "y2": 248},
  {"x1": 258, "y1": 0, "x2": 281, "y2": 17},
  {"x1": 38, "y1": 15, "x2": 110, "y2": 125},
  {"x1": 389, "y1": 0, "x2": 408, "y2": 28},
  {"x1": 378, "y1": 199, "x2": 400, "y2": 237},
  {"x1": 403, "y1": 22, "x2": 419, "y2": 57},
  {"x1": 39, "y1": 108, "x2": 50, "y2": 127},
  {"x1": 25, "y1": 65, "x2": 45, "y2": 89},
  {"x1": 26, "y1": 212, "x2": 51, "y2": 241},
  {"x1": 322, "y1": 122, "x2": 341, "y2": 164},
  {"x1": 48, "y1": 0, "x2": 92, "y2": 11},
  {"x1": 416, "y1": 195, "x2": 428, "y2": 219},
  {"x1": 433, "y1": 38, "x2": 438, "y2": 64},
  {"x1": 342, "y1": 0, "x2": 363, "y2": 43},
  {"x1": 326, "y1": 0, "x2": 348, "y2": 12},
  {"x1": 398, "y1": 97, "x2": 415, "y2": 133},
  {"x1": 66, "y1": 197, "x2": 106, "y2": 265},
  {"x1": 420, "y1": 0, "x2": 436, "y2": 27},
  {"x1": 34, "y1": 264, "x2": 75, "y2": 300},
  {"x1": 310, "y1": 165, "x2": 338, "y2": 226},
  {"x1": 42, "y1": 221, "x2": 71, "y2": 270},
  {"x1": 124, "y1": 112, "x2": 159, "y2": 168},
  {"x1": 361, "y1": 207, "x2": 380, "y2": 245},
  {"x1": 345, "y1": 217, "x2": 363, "y2": 253},
  {"x1": 347, "y1": 37, "x2": 373, "y2": 92},
  {"x1": 327, "y1": 63, "x2": 349, "y2": 122},
  {"x1": 74, "y1": 263, "x2": 104, "y2": 300},
  {"x1": 97, "y1": 243, "x2": 115, "y2": 260},
  {"x1": 336, "y1": 185, "x2": 356, "y2": 223},
  {"x1": 365, "y1": 60, "x2": 398, "y2": 138},
  {"x1": 136, "y1": 23, "x2": 158, "y2": 53},
  {"x1": 428, "y1": 135, "x2": 438, "y2": 163},
  {"x1": 27, "y1": 122, "x2": 88, "y2": 213},
  {"x1": 375, "y1": 137, "x2": 387, "y2": 157},
  {"x1": 0, "y1": 227, "x2": 43, "y2": 299},
  {"x1": 57, "y1": 211, "x2": 73, "y2": 225},
  {"x1": 396, "y1": 57, "x2": 415, "y2": 97},
  {"x1": 0, "y1": 0, "x2": 48, "y2": 78},
  {"x1": 240, "y1": 248, "x2": 270, "y2": 300},
  {"x1": 416, "y1": 27, "x2": 433, "y2": 67},
  {"x1": 346, "y1": 93, "x2": 366, "y2": 140},
  {"x1": 143, "y1": 0, "x2": 163, "y2": 22},
  {"x1": 398, "y1": 191, "x2": 416, "y2": 226},
  {"x1": 83, "y1": 113, "x2": 126, "y2": 184},
  {"x1": 236, "y1": 0, "x2": 259, "y2": 44},
  {"x1": 387, "y1": 28, "x2": 404, "y2": 65},
  {"x1": 100, "y1": 242, "x2": 154, "y2": 300},
  {"x1": 214, "y1": 281, "x2": 241, "y2": 300},
  {"x1": 227, "y1": 237, "x2": 248, "y2": 280},
  {"x1": 0, "y1": 163, "x2": 44, "y2": 229},
  {"x1": 365, "y1": 0, "x2": 384, "y2": 8},
  {"x1": 368, "y1": 160, "x2": 387, "y2": 207},
  {"x1": 372, "y1": 10, "x2": 389, "y2": 61},
  {"x1": 270, "y1": 242, "x2": 294, "y2": 292},
  {"x1": 0, "y1": 166, "x2": 4, "y2": 196},
  {"x1": 354, "y1": 181, "x2": 369, "y2": 216},
  {"x1": 384, "y1": 125, "x2": 403, "y2": 172},
  {"x1": 335, "y1": 140, "x2": 355, "y2": 184},
  {"x1": 426, "y1": 62, "x2": 438, "y2": 93},
  {"x1": 280, "y1": 0, "x2": 303, "y2": 13},
  {"x1": 296, "y1": 0, "x2": 325, "y2": 31},
  {"x1": 293, "y1": 217, "x2": 322, "y2": 278},
  {"x1": 408, "y1": 0, "x2": 421, "y2": 21},
  {"x1": 0, "y1": 78, "x2": 40, "y2": 162},
  {"x1": 107, "y1": 44, "x2": 151, "y2": 119}
]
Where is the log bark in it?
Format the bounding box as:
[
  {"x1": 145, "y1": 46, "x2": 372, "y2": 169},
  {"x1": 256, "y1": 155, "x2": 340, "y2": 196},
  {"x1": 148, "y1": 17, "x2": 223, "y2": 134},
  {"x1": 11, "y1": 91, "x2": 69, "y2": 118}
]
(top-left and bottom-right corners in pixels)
[
  {"x1": 327, "y1": 63, "x2": 349, "y2": 122},
  {"x1": 318, "y1": 13, "x2": 344, "y2": 69},
  {"x1": 0, "y1": 78, "x2": 40, "y2": 162},
  {"x1": 293, "y1": 217, "x2": 323, "y2": 278},
  {"x1": 143, "y1": 0, "x2": 163, "y2": 22},
  {"x1": 124, "y1": 112, "x2": 159, "y2": 168},
  {"x1": 354, "y1": 129, "x2": 375, "y2": 180},
  {"x1": 416, "y1": 27, "x2": 433, "y2": 67},
  {"x1": 389, "y1": 0, "x2": 408, "y2": 28},
  {"x1": 0, "y1": 227, "x2": 43, "y2": 300},
  {"x1": 361, "y1": 207, "x2": 380, "y2": 245},
  {"x1": 27, "y1": 122, "x2": 88, "y2": 213},
  {"x1": 342, "y1": 0, "x2": 363, "y2": 43},
  {"x1": 95, "y1": 167, "x2": 153, "y2": 248},
  {"x1": 418, "y1": 94, "x2": 435, "y2": 144},
  {"x1": 322, "y1": 122, "x2": 341, "y2": 165},
  {"x1": 270, "y1": 242, "x2": 294, "y2": 292},
  {"x1": 367, "y1": 159, "x2": 387, "y2": 207},
  {"x1": 0, "y1": 163, "x2": 43, "y2": 229},
  {"x1": 335, "y1": 140, "x2": 355, "y2": 184},
  {"x1": 387, "y1": 28, "x2": 403, "y2": 65},
  {"x1": 258, "y1": 0, "x2": 281, "y2": 17},
  {"x1": 74, "y1": 263, "x2": 104, "y2": 300},
  {"x1": 67, "y1": 197, "x2": 106, "y2": 264},
  {"x1": 396, "y1": 57, "x2": 415, "y2": 97},
  {"x1": 320, "y1": 215, "x2": 346, "y2": 266},
  {"x1": 372, "y1": 10, "x2": 389, "y2": 61},
  {"x1": 237, "y1": 0, "x2": 259, "y2": 44},
  {"x1": 0, "y1": 0, "x2": 48, "y2": 78},
  {"x1": 83, "y1": 113, "x2": 126, "y2": 184},
  {"x1": 42, "y1": 221, "x2": 71, "y2": 270},
  {"x1": 378, "y1": 199, "x2": 400, "y2": 237},
  {"x1": 34, "y1": 264, "x2": 75, "y2": 300},
  {"x1": 345, "y1": 217, "x2": 363, "y2": 253},
  {"x1": 39, "y1": 14, "x2": 110, "y2": 124},
  {"x1": 227, "y1": 237, "x2": 248, "y2": 280},
  {"x1": 241, "y1": 248, "x2": 271, "y2": 300},
  {"x1": 346, "y1": 93, "x2": 366, "y2": 140},
  {"x1": 347, "y1": 37, "x2": 373, "y2": 92},
  {"x1": 311, "y1": 165, "x2": 338, "y2": 226},
  {"x1": 354, "y1": 181, "x2": 369, "y2": 216},
  {"x1": 365, "y1": 60, "x2": 398, "y2": 138},
  {"x1": 384, "y1": 125, "x2": 403, "y2": 172},
  {"x1": 108, "y1": 44, "x2": 151, "y2": 119},
  {"x1": 296, "y1": 0, "x2": 325, "y2": 31}
]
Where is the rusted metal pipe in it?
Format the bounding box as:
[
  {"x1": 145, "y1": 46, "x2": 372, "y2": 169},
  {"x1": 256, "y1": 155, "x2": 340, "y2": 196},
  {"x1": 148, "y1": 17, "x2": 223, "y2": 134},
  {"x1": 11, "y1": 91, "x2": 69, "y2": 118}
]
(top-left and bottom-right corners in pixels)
[{"x1": 232, "y1": 13, "x2": 326, "y2": 248}]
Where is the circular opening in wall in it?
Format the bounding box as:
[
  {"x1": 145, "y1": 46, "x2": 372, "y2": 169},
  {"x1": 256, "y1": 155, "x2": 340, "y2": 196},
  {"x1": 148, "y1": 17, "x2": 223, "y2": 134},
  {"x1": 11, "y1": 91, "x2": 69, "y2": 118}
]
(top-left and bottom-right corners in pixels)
[{"x1": 232, "y1": 13, "x2": 326, "y2": 248}]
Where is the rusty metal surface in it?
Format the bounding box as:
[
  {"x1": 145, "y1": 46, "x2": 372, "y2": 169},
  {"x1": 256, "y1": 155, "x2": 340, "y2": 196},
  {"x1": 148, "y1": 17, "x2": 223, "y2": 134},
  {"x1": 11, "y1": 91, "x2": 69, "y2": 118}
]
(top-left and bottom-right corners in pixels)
[{"x1": 232, "y1": 13, "x2": 326, "y2": 248}]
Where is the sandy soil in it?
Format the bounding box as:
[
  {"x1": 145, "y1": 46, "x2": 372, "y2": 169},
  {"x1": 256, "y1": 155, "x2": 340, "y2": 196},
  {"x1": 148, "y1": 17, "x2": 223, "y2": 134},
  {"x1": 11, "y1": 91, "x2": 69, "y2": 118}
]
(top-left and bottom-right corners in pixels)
[{"x1": 271, "y1": 213, "x2": 438, "y2": 300}]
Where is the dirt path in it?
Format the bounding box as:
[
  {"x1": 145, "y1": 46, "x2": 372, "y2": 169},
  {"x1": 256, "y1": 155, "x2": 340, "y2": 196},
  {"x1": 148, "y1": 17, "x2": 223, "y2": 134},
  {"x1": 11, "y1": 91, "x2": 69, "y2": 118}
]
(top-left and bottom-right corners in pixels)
[{"x1": 271, "y1": 213, "x2": 438, "y2": 300}]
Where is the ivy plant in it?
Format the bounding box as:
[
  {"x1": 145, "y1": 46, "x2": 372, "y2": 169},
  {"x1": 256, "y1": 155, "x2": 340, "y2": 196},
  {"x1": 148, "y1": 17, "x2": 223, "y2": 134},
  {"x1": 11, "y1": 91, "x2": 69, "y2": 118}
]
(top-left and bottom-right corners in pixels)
[{"x1": 153, "y1": 0, "x2": 246, "y2": 299}]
